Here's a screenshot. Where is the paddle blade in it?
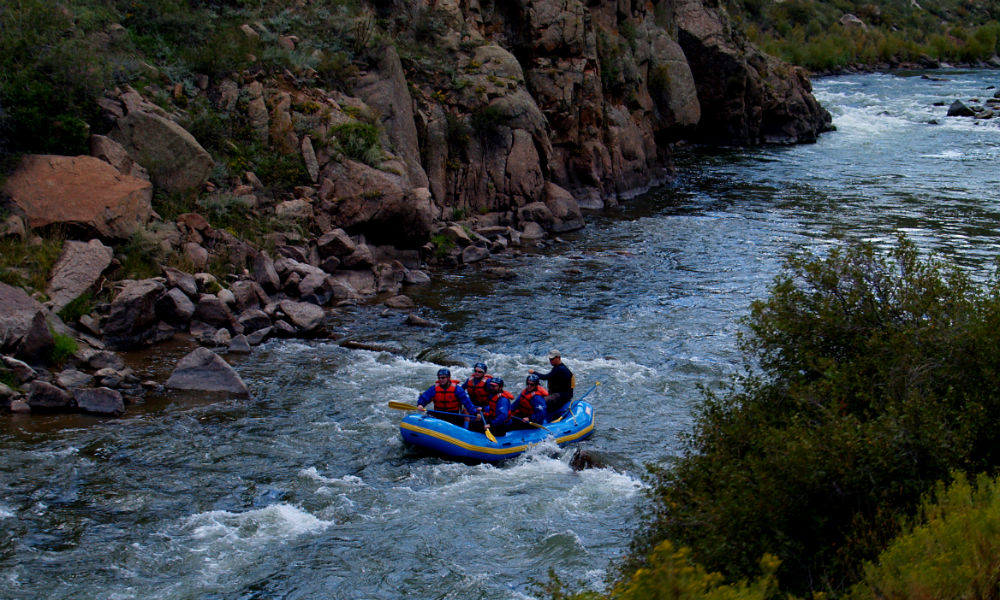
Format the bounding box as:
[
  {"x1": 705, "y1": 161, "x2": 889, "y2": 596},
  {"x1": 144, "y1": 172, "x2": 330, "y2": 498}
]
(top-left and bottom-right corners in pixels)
[
  {"x1": 388, "y1": 401, "x2": 420, "y2": 411},
  {"x1": 485, "y1": 428, "x2": 497, "y2": 443}
]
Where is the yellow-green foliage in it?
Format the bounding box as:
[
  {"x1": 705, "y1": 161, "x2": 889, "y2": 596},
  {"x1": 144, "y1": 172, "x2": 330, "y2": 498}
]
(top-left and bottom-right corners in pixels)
[
  {"x1": 612, "y1": 542, "x2": 780, "y2": 600},
  {"x1": 49, "y1": 331, "x2": 78, "y2": 366},
  {"x1": 550, "y1": 542, "x2": 780, "y2": 600},
  {"x1": 0, "y1": 234, "x2": 64, "y2": 295},
  {"x1": 850, "y1": 472, "x2": 1000, "y2": 600}
]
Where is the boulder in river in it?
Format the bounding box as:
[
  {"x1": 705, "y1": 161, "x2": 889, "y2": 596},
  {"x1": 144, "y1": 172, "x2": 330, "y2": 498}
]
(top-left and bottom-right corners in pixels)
[
  {"x1": 165, "y1": 346, "x2": 250, "y2": 397},
  {"x1": 74, "y1": 387, "x2": 125, "y2": 417}
]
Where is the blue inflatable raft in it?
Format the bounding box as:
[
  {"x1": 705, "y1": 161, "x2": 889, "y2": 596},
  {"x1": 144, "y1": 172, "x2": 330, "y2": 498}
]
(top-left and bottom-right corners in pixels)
[{"x1": 399, "y1": 401, "x2": 595, "y2": 462}]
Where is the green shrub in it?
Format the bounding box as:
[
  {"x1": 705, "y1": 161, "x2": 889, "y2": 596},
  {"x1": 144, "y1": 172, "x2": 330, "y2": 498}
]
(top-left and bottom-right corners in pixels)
[
  {"x1": 470, "y1": 104, "x2": 509, "y2": 147},
  {"x1": 546, "y1": 542, "x2": 779, "y2": 600},
  {"x1": 331, "y1": 121, "x2": 383, "y2": 166},
  {"x1": 316, "y1": 50, "x2": 358, "y2": 90},
  {"x1": 0, "y1": 0, "x2": 109, "y2": 154},
  {"x1": 0, "y1": 367, "x2": 15, "y2": 389},
  {"x1": 849, "y1": 472, "x2": 1000, "y2": 600},
  {"x1": 57, "y1": 292, "x2": 95, "y2": 323},
  {"x1": 429, "y1": 233, "x2": 454, "y2": 259},
  {"x1": 0, "y1": 235, "x2": 64, "y2": 295},
  {"x1": 117, "y1": 230, "x2": 163, "y2": 280},
  {"x1": 629, "y1": 236, "x2": 1000, "y2": 596},
  {"x1": 49, "y1": 331, "x2": 78, "y2": 366}
]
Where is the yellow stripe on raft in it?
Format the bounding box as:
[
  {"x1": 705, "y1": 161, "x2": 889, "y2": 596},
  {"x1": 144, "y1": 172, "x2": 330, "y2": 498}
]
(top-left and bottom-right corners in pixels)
[{"x1": 399, "y1": 418, "x2": 595, "y2": 456}]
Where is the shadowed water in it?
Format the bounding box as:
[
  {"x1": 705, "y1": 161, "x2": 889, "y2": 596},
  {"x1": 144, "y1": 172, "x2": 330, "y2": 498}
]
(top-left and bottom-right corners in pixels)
[{"x1": 2, "y1": 70, "x2": 999, "y2": 599}]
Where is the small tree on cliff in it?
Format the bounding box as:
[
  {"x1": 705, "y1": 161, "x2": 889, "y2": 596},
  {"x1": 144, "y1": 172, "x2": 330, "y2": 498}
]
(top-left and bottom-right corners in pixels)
[{"x1": 628, "y1": 235, "x2": 1000, "y2": 595}]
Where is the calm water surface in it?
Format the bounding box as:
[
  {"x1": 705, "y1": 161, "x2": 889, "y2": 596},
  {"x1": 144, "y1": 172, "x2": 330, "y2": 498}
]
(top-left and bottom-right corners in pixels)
[{"x1": 2, "y1": 70, "x2": 999, "y2": 599}]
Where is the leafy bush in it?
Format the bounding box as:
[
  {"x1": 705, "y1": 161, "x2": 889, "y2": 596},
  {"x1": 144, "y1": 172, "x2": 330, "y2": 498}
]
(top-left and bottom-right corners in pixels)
[
  {"x1": 628, "y1": 236, "x2": 1000, "y2": 596},
  {"x1": 116, "y1": 230, "x2": 163, "y2": 280},
  {"x1": 331, "y1": 121, "x2": 383, "y2": 166},
  {"x1": 0, "y1": 234, "x2": 64, "y2": 295},
  {"x1": 470, "y1": 104, "x2": 509, "y2": 147},
  {"x1": 728, "y1": 0, "x2": 1000, "y2": 70},
  {"x1": 849, "y1": 472, "x2": 1000, "y2": 600},
  {"x1": 49, "y1": 331, "x2": 78, "y2": 366},
  {"x1": 57, "y1": 292, "x2": 95, "y2": 323},
  {"x1": 0, "y1": 0, "x2": 109, "y2": 154}
]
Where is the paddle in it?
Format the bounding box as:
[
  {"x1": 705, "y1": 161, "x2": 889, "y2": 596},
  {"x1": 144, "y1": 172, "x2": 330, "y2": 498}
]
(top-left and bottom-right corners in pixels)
[
  {"x1": 388, "y1": 401, "x2": 497, "y2": 442},
  {"x1": 562, "y1": 381, "x2": 600, "y2": 425},
  {"x1": 480, "y1": 412, "x2": 498, "y2": 443},
  {"x1": 516, "y1": 418, "x2": 553, "y2": 433}
]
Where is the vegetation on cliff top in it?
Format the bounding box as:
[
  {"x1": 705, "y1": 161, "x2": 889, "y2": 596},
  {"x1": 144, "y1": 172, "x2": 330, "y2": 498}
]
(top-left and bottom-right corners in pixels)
[{"x1": 725, "y1": 0, "x2": 1000, "y2": 72}]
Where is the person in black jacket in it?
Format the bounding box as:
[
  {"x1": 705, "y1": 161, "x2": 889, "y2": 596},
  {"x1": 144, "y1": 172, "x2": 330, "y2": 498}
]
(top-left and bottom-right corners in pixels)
[{"x1": 529, "y1": 349, "x2": 575, "y2": 419}]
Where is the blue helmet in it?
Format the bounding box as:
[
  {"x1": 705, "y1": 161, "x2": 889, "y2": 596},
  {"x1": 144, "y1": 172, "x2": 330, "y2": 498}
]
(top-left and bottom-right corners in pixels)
[
  {"x1": 437, "y1": 368, "x2": 451, "y2": 378},
  {"x1": 489, "y1": 376, "x2": 504, "y2": 389},
  {"x1": 526, "y1": 373, "x2": 540, "y2": 384},
  {"x1": 473, "y1": 362, "x2": 488, "y2": 373}
]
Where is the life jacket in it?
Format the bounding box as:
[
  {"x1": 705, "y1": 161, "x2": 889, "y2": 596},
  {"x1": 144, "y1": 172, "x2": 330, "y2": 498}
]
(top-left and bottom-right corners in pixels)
[
  {"x1": 432, "y1": 380, "x2": 465, "y2": 413},
  {"x1": 463, "y1": 374, "x2": 492, "y2": 406},
  {"x1": 512, "y1": 386, "x2": 547, "y2": 418},
  {"x1": 484, "y1": 390, "x2": 514, "y2": 421}
]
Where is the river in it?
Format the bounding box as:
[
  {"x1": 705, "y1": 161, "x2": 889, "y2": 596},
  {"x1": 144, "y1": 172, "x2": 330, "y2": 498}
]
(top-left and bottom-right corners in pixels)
[{"x1": 2, "y1": 70, "x2": 999, "y2": 599}]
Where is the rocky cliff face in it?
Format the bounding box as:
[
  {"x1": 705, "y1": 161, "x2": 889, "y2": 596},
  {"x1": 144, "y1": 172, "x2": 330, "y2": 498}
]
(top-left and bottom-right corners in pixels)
[
  {"x1": 5, "y1": 0, "x2": 832, "y2": 252},
  {"x1": 377, "y1": 0, "x2": 831, "y2": 230}
]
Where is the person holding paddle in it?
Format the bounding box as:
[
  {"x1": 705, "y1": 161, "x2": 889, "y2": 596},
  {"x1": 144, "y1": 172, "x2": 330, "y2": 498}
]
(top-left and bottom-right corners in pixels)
[
  {"x1": 528, "y1": 349, "x2": 575, "y2": 419},
  {"x1": 509, "y1": 374, "x2": 548, "y2": 429},
  {"x1": 468, "y1": 376, "x2": 512, "y2": 437},
  {"x1": 460, "y1": 362, "x2": 492, "y2": 410},
  {"x1": 417, "y1": 368, "x2": 478, "y2": 428}
]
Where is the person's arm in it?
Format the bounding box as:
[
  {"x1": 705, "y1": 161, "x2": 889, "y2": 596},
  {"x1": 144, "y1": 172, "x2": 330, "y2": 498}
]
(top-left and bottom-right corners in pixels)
[
  {"x1": 417, "y1": 386, "x2": 433, "y2": 408},
  {"x1": 456, "y1": 386, "x2": 477, "y2": 415},
  {"x1": 535, "y1": 368, "x2": 553, "y2": 381}
]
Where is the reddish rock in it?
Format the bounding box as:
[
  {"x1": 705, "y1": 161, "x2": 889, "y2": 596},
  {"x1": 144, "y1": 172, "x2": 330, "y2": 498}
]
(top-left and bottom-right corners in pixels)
[{"x1": 2, "y1": 155, "x2": 152, "y2": 238}]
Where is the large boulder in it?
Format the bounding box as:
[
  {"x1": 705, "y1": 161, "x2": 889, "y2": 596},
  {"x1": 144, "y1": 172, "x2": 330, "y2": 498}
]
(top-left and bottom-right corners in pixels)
[
  {"x1": 74, "y1": 387, "x2": 125, "y2": 417},
  {"x1": 108, "y1": 109, "x2": 214, "y2": 193},
  {"x1": 276, "y1": 300, "x2": 326, "y2": 334},
  {"x1": 17, "y1": 311, "x2": 55, "y2": 364},
  {"x1": 1, "y1": 155, "x2": 153, "y2": 238},
  {"x1": 543, "y1": 182, "x2": 585, "y2": 233},
  {"x1": 165, "y1": 346, "x2": 250, "y2": 397},
  {"x1": 46, "y1": 239, "x2": 114, "y2": 311},
  {"x1": 27, "y1": 380, "x2": 73, "y2": 412},
  {"x1": 0, "y1": 282, "x2": 46, "y2": 354},
  {"x1": 103, "y1": 279, "x2": 166, "y2": 349},
  {"x1": 317, "y1": 161, "x2": 436, "y2": 247}
]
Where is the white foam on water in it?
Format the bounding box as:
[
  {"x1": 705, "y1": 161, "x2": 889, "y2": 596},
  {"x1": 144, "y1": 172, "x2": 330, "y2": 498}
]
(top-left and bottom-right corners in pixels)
[
  {"x1": 920, "y1": 149, "x2": 965, "y2": 160},
  {"x1": 831, "y1": 106, "x2": 909, "y2": 138},
  {"x1": 298, "y1": 467, "x2": 363, "y2": 487},
  {"x1": 0, "y1": 504, "x2": 13, "y2": 519},
  {"x1": 184, "y1": 503, "x2": 331, "y2": 548}
]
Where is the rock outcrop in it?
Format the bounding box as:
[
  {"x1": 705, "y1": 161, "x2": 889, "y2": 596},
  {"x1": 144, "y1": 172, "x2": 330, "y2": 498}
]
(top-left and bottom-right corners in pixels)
[
  {"x1": 165, "y1": 346, "x2": 250, "y2": 397},
  {"x1": 2, "y1": 155, "x2": 153, "y2": 238}
]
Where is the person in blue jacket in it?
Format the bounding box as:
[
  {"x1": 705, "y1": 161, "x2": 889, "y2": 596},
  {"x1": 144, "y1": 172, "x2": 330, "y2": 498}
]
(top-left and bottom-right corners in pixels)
[
  {"x1": 469, "y1": 376, "x2": 512, "y2": 437},
  {"x1": 528, "y1": 349, "x2": 575, "y2": 419},
  {"x1": 417, "y1": 368, "x2": 478, "y2": 428},
  {"x1": 509, "y1": 374, "x2": 548, "y2": 429}
]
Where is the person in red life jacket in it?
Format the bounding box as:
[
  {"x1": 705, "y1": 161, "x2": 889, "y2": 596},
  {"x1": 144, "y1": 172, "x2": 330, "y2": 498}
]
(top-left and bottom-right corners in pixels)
[
  {"x1": 468, "y1": 376, "x2": 512, "y2": 437},
  {"x1": 528, "y1": 349, "x2": 575, "y2": 420},
  {"x1": 417, "y1": 368, "x2": 477, "y2": 428},
  {"x1": 509, "y1": 374, "x2": 548, "y2": 429},
  {"x1": 460, "y1": 362, "x2": 493, "y2": 410}
]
